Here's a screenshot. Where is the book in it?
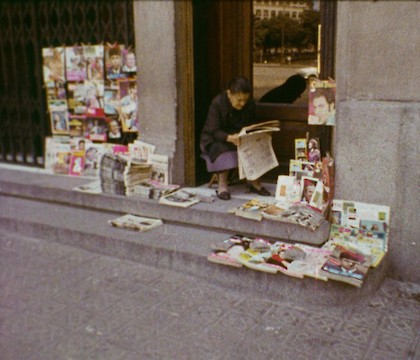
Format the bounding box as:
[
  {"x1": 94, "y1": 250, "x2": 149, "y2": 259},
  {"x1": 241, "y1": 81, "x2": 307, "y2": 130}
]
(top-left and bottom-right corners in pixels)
[
  {"x1": 158, "y1": 189, "x2": 200, "y2": 208},
  {"x1": 108, "y1": 214, "x2": 163, "y2": 232},
  {"x1": 237, "y1": 120, "x2": 280, "y2": 181},
  {"x1": 320, "y1": 244, "x2": 370, "y2": 287}
]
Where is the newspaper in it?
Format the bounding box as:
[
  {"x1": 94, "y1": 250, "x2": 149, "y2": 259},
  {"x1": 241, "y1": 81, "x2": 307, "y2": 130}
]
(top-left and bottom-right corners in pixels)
[{"x1": 237, "y1": 120, "x2": 280, "y2": 181}]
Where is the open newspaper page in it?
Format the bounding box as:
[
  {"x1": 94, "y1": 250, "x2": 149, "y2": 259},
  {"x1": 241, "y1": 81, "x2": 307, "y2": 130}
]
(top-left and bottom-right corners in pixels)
[{"x1": 237, "y1": 120, "x2": 280, "y2": 181}]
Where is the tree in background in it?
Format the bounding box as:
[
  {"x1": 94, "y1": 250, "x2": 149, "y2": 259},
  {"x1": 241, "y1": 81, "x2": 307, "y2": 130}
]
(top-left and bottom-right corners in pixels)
[{"x1": 254, "y1": 10, "x2": 320, "y2": 63}]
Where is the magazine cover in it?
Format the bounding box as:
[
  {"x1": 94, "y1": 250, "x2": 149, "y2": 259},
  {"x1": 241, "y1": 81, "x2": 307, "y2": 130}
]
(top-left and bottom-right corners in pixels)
[
  {"x1": 82, "y1": 117, "x2": 108, "y2": 142},
  {"x1": 82, "y1": 143, "x2": 106, "y2": 178},
  {"x1": 69, "y1": 150, "x2": 85, "y2": 176},
  {"x1": 105, "y1": 44, "x2": 126, "y2": 80},
  {"x1": 321, "y1": 244, "x2": 370, "y2": 287},
  {"x1": 275, "y1": 175, "x2": 296, "y2": 204},
  {"x1": 68, "y1": 115, "x2": 85, "y2": 137},
  {"x1": 308, "y1": 79, "x2": 336, "y2": 126},
  {"x1": 108, "y1": 214, "x2": 163, "y2": 232},
  {"x1": 65, "y1": 46, "x2": 86, "y2": 82},
  {"x1": 307, "y1": 137, "x2": 321, "y2": 162},
  {"x1": 67, "y1": 82, "x2": 87, "y2": 114},
  {"x1": 330, "y1": 200, "x2": 390, "y2": 231},
  {"x1": 44, "y1": 137, "x2": 72, "y2": 175},
  {"x1": 150, "y1": 154, "x2": 169, "y2": 184},
  {"x1": 104, "y1": 88, "x2": 119, "y2": 115},
  {"x1": 326, "y1": 224, "x2": 387, "y2": 267},
  {"x1": 128, "y1": 140, "x2": 156, "y2": 164},
  {"x1": 230, "y1": 198, "x2": 270, "y2": 221},
  {"x1": 42, "y1": 47, "x2": 65, "y2": 84},
  {"x1": 300, "y1": 176, "x2": 320, "y2": 204},
  {"x1": 289, "y1": 159, "x2": 315, "y2": 180},
  {"x1": 294, "y1": 138, "x2": 308, "y2": 161},
  {"x1": 118, "y1": 78, "x2": 138, "y2": 132},
  {"x1": 48, "y1": 99, "x2": 69, "y2": 135},
  {"x1": 84, "y1": 80, "x2": 104, "y2": 111},
  {"x1": 122, "y1": 48, "x2": 137, "y2": 75},
  {"x1": 83, "y1": 45, "x2": 104, "y2": 81}
]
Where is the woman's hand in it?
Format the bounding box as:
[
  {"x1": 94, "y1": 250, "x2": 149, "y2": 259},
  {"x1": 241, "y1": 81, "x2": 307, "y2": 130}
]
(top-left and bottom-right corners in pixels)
[{"x1": 226, "y1": 133, "x2": 240, "y2": 146}]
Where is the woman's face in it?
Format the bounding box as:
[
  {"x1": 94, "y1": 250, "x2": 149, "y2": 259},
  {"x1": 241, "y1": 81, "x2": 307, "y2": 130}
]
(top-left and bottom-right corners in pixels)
[{"x1": 227, "y1": 91, "x2": 250, "y2": 110}]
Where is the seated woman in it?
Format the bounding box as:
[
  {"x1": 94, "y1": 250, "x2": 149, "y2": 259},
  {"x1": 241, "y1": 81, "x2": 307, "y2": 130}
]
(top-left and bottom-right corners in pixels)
[{"x1": 200, "y1": 76, "x2": 270, "y2": 200}]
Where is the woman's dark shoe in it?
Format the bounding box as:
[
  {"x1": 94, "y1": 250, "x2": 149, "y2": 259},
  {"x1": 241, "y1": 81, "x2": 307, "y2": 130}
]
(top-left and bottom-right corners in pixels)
[
  {"x1": 216, "y1": 190, "x2": 231, "y2": 200},
  {"x1": 248, "y1": 184, "x2": 271, "y2": 196}
]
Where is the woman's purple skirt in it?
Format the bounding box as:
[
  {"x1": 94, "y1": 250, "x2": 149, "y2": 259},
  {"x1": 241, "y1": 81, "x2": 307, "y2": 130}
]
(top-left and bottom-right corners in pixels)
[{"x1": 201, "y1": 151, "x2": 238, "y2": 173}]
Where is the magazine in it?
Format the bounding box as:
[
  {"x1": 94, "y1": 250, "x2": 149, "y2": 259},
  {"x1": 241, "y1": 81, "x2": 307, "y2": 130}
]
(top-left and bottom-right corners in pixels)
[
  {"x1": 48, "y1": 99, "x2": 69, "y2": 135},
  {"x1": 108, "y1": 214, "x2": 163, "y2": 232},
  {"x1": 69, "y1": 150, "x2": 85, "y2": 176},
  {"x1": 150, "y1": 154, "x2": 170, "y2": 185},
  {"x1": 308, "y1": 79, "x2": 336, "y2": 126},
  {"x1": 65, "y1": 46, "x2": 87, "y2": 82},
  {"x1": 42, "y1": 47, "x2": 65, "y2": 84},
  {"x1": 289, "y1": 159, "x2": 315, "y2": 180},
  {"x1": 330, "y1": 200, "x2": 390, "y2": 235},
  {"x1": 229, "y1": 198, "x2": 270, "y2": 221},
  {"x1": 295, "y1": 138, "x2": 308, "y2": 161},
  {"x1": 158, "y1": 189, "x2": 200, "y2": 208},
  {"x1": 320, "y1": 243, "x2": 370, "y2": 288},
  {"x1": 266, "y1": 203, "x2": 325, "y2": 231},
  {"x1": 274, "y1": 175, "x2": 301, "y2": 207},
  {"x1": 284, "y1": 244, "x2": 332, "y2": 281},
  {"x1": 324, "y1": 224, "x2": 387, "y2": 268},
  {"x1": 237, "y1": 120, "x2": 280, "y2": 181},
  {"x1": 128, "y1": 140, "x2": 156, "y2": 164},
  {"x1": 44, "y1": 137, "x2": 72, "y2": 175}
]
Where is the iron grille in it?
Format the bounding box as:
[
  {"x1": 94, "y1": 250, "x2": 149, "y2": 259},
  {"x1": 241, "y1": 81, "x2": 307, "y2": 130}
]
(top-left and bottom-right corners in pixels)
[{"x1": 0, "y1": 0, "x2": 135, "y2": 167}]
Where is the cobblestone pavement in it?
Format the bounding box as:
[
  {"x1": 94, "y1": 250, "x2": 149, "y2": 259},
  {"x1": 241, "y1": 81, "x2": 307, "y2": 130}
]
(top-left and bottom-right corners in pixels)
[{"x1": 1, "y1": 230, "x2": 419, "y2": 360}]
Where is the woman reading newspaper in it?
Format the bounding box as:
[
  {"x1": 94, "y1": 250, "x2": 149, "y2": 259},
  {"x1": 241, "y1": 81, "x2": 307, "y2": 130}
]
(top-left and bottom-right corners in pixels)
[{"x1": 200, "y1": 76, "x2": 271, "y2": 200}]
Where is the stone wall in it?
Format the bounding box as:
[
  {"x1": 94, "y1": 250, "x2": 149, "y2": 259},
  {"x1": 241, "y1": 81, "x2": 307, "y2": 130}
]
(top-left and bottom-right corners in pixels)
[
  {"x1": 133, "y1": 1, "x2": 181, "y2": 184},
  {"x1": 335, "y1": 1, "x2": 420, "y2": 283}
]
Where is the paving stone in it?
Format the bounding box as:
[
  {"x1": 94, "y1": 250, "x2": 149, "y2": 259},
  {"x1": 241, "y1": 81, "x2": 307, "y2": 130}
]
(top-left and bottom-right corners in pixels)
[{"x1": 1, "y1": 230, "x2": 420, "y2": 360}]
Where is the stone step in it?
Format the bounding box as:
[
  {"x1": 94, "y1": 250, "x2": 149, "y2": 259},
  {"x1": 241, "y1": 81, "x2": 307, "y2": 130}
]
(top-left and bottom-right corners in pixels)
[
  {"x1": 0, "y1": 166, "x2": 329, "y2": 245},
  {"x1": 0, "y1": 166, "x2": 388, "y2": 304}
]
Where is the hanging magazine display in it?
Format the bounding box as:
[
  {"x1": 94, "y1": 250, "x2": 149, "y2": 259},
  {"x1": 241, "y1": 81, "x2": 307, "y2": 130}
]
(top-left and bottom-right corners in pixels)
[
  {"x1": 42, "y1": 43, "x2": 138, "y2": 177},
  {"x1": 308, "y1": 79, "x2": 336, "y2": 126}
]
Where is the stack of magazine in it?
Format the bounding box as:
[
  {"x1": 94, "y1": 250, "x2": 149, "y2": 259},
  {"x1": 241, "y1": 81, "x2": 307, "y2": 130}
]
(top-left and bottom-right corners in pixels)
[{"x1": 99, "y1": 153, "x2": 150, "y2": 195}]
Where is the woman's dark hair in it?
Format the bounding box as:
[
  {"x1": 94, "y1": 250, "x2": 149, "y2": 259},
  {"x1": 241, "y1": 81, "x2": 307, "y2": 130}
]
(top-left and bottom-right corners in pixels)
[{"x1": 227, "y1": 76, "x2": 251, "y2": 94}]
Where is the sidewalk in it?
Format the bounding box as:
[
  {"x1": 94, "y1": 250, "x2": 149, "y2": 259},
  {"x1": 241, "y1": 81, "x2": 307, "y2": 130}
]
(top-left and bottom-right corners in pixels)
[{"x1": 1, "y1": 230, "x2": 419, "y2": 360}]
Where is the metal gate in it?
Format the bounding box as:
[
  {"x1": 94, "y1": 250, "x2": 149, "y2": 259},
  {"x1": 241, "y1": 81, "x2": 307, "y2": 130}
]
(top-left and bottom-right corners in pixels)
[{"x1": 0, "y1": 0, "x2": 134, "y2": 168}]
